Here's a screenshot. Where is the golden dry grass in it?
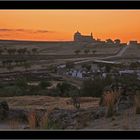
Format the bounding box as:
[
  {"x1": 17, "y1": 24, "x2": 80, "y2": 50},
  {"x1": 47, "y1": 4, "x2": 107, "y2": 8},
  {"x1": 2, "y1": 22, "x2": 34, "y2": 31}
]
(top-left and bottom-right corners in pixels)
[
  {"x1": 8, "y1": 119, "x2": 21, "y2": 129},
  {"x1": 122, "y1": 111, "x2": 130, "y2": 129},
  {"x1": 0, "y1": 96, "x2": 100, "y2": 111},
  {"x1": 39, "y1": 113, "x2": 48, "y2": 129},
  {"x1": 103, "y1": 90, "x2": 121, "y2": 117},
  {"x1": 27, "y1": 111, "x2": 36, "y2": 129}
]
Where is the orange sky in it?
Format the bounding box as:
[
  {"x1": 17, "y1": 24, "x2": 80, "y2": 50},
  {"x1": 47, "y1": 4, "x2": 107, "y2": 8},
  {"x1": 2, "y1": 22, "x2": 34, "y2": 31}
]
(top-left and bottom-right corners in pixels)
[{"x1": 0, "y1": 10, "x2": 140, "y2": 43}]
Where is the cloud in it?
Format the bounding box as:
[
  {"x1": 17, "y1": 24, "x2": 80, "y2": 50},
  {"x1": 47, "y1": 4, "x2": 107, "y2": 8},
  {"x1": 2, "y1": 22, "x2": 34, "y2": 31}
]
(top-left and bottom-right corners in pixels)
[
  {"x1": 0, "y1": 28, "x2": 30, "y2": 32},
  {"x1": 35, "y1": 30, "x2": 56, "y2": 34},
  {"x1": 0, "y1": 29, "x2": 13, "y2": 32},
  {"x1": 0, "y1": 28, "x2": 54, "y2": 34},
  {"x1": 35, "y1": 30, "x2": 49, "y2": 33},
  {"x1": 15, "y1": 29, "x2": 27, "y2": 32}
]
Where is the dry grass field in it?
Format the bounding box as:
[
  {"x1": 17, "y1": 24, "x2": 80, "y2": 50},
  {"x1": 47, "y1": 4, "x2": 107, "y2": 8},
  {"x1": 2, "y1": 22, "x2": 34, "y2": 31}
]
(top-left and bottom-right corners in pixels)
[
  {"x1": 0, "y1": 40, "x2": 121, "y2": 55},
  {"x1": 0, "y1": 96, "x2": 99, "y2": 111},
  {"x1": 1, "y1": 96, "x2": 139, "y2": 130},
  {"x1": 122, "y1": 46, "x2": 140, "y2": 58}
]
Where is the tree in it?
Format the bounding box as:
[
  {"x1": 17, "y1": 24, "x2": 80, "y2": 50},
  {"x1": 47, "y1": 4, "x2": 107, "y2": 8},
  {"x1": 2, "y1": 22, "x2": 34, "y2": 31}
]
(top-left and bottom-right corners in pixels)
[
  {"x1": 114, "y1": 39, "x2": 121, "y2": 45},
  {"x1": 106, "y1": 39, "x2": 114, "y2": 44},
  {"x1": 118, "y1": 74, "x2": 140, "y2": 92},
  {"x1": 15, "y1": 77, "x2": 28, "y2": 90},
  {"x1": 6, "y1": 48, "x2": 17, "y2": 55},
  {"x1": 74, "y1": 50, "x2": 81, "y2": 55},
  {"x1": 98, "y1": 63, "x2": 105, "y2": 72},
  {"x1": 92, "y1": 50, "x2": 96, "y2": 54},
  {"x1": 66, "y1": 61, "x2": 74, "y2": 70},
  {"x1": 27, "y1": 50, "x2": 31, "y2": 55},
  {"x1": 4, "y1": 60, "x2": 13, "y2": 71},
  {"x1": 81, "y1": 77, "x2": 104, "y2": 97},
  {"x1": 11, "y1": 49, "x2": 16, "y2": 55},
  {"x1": 56, "y1": 82, "x2": 73, "y2": 96},
  {"x1": 32, "y1": 48, "x2": 38, "y2": 55},
  {"x1": 129, "y1": 62, "x2": 140, "y2": 70},
  {"x1": 70, "y1": 89, "x2": 80, "y2": 110},
  {"x1": 97, "y1": 38, "x2": 101, "y2": 42},
  {"x1": 48, "y1": 65, "x2": 57, "y2": 73},
  {"x1": 84, "y1": 49, "x2": 90, "y2": 54},
  {"x1": 22, "y1": 48, "x2": 27, "y2": 55},
  {"x1": 2, "y1": 60, "x2": 6, "y2": 67},
  {"x1": 0, "y1": 49, "x2": 4, "y2": 55},
  {"x1": 82, "y1": 64, "x2": 91, "y2": 71},
  {"x1": 6, "y1": 65, "x2": 14, "y2": 72},
  {"x1": 17, "y1": 48, "x2": 27, "y2": 55},
  {"x1": 7, "y1": 49, "x2": 13, "y2": 55},
  {"x1": 23, "y1": 60, "x2": 31, "y2": 71},
  {"x1": 15, "y1": 60, "x2": 21, "y2": 66},
  {"x1": 105, "y1": 64, "x2": 112, "y2": 73}
]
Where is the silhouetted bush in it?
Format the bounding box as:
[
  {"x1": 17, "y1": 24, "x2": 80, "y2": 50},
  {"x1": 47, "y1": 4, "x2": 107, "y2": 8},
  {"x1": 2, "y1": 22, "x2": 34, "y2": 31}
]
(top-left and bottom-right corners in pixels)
[
  {"x1": 0, "y1": 85, "x2": 24, "y2": 97},
  {"x1": 39, "y1": 80, "x2": 52, "y2": 89},
  {"x1": 81, "y1": 76, "x2": 113, "y2": 97},
  {"x1": 56, "y1": 81, "x2": 77, "y2": 97}
]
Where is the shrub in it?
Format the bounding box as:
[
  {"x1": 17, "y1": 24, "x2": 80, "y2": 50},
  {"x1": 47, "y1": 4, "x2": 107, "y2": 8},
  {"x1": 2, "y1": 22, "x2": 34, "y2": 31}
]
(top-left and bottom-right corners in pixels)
[
  {"x1": 92, "y1": 50, "x2": 96, "y2": 54},
  {"x1": 8, "y1": 119, "x2": 20, "y2": 129},
  {"x1": 15, "y1": 77, "x2": 28, "y2": 90},
  {"x1": 135, "y1": 93, "x2": 140, "y2": 114},
  {"x1": 39, "y1": 80, "x2": 52, "y2": 89},
  {"x1": 44, "y1": 119, "x2": 61, "y2": 129},
  {"x1": 28, "y1": 85, "x2": 41, "y2": 95},
  {"x1": 32, "y1": 48, "x2": 38, "y2": 54},
  {"x1": 84, "y1": 49, "x2": 90, "y2": 54},
  {"x1": 27, "y1": 111, "x2": 37, "y2": 129},
  {"x1": 39, "y1": 111, "x2": 61, "y2": 129},
  {"x1": 82, "y1": 64, "x2": 91, "y2": 71},
  {"x1": 81, "y1": 78, "x2": 104, "y2": 97},
  {"x1": 56, "y1": 82, "x2": 75, "y2": 97},
  {"x1": 74, "y1": 49, "x2": 81, "y2": 55},
  {"x1": 0, "y1": 85, "x2": 24, "y2": 97},
  {"x1": 66, "y1": 61, "x2": 74, "y2": 70},
  {"x1": 69, "y1": 89, "x2": 80, "y2": 110},
  {"x1": 102, "y1": 90, "x2": 120, "y2": 117},
  {"x1": 118, "y1": 74, "x2": 140, "y2": 92},
  {"x1": 81, "y1": 76, "x2": 114, "y2": 97}
]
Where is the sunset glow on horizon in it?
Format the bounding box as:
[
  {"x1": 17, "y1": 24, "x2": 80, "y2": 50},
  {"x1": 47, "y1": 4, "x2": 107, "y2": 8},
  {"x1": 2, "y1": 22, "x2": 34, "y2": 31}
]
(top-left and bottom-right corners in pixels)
[{"x1": 0, "y1": 10, "x2": 140, "y2": 43}]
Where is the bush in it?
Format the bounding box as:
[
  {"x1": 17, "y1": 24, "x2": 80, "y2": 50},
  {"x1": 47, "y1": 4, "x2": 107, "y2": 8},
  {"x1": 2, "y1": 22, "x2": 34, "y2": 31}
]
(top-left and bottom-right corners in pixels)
[
  {"x1": 66, "y1": 61, "x2": 74, "y2": 70},
  {"x1": 39, "y1": 80, "x2": 52, "y2": 89},
  {"x1": 81, "y1": 78, "x2": 104, "y2": 97},
  {"x1": 0, "y1": 100, "x2": 9, "y2": 120},
  {"x1": 103, "y1": 91, "x2": 119, "y2": 117},
  {"x1": 135, "y1": 93, "x2": 140, "y2": 114},
  {"x1": 74, "y1": 49, "x2": 81, "y2": 55},
  {"x1": 56, "y1": 82, "x2": 76, "y2": 97},
  {"x1": 44, "y1": 119, "x2": 61, "y2": 129},
  {"x1": 81, "y1": 76, "x2": 113, "y2": 97},
  {"x1": 82, "y1": 64, "x2": 91, "y2": 71},
  {"x1": 0, "y1": 85, "x2": 24, "y2": 97},
  {"x1": 84, "y1": 49, "x2": 90, "y2": 54},
  {"x1": 28, "y1": 85, "x2": 41, "y2": 95},
  {"x1": 15, "y1": 77, "x2": 28, "y2": 90},
  {"x1": 69, "y1": 89, "x2": 80, "y2": 110}
]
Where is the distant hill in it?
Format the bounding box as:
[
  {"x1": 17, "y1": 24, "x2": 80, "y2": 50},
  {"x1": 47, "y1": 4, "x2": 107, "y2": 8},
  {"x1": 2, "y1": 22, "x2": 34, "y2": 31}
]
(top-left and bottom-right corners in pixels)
[{"x1": 0, "y1": 39, "x2": 74, "y2": 44}]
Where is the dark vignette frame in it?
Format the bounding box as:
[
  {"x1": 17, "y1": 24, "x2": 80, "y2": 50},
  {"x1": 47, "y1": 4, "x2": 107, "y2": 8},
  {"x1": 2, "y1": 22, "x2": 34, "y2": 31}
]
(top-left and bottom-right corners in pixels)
[
  {"x1": 0, "y1": 0, "x2": 140, "y2": 139},
  {"x1": 0, "y1": 1, "x2": 139, "y2": 9}
]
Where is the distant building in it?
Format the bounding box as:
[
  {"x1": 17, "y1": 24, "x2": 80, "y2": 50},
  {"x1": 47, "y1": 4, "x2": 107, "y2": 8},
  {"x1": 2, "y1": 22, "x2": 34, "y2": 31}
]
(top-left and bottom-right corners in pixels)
[
  {"x1": 120, "y1": 43, "x2": 127, "y2": 47},
  {"x1": 129, "y1": 40, "x2": 138, "y2": 45},
  {"x1": 74, "y1": 31, "x2": 95, "y2": 42}
]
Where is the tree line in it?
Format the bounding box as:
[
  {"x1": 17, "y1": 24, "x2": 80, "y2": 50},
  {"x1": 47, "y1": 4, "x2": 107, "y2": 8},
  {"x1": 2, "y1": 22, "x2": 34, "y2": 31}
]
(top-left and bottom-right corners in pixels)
[{"x1": 0, "y1": 48, "x2": 38, "y2": 55}]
